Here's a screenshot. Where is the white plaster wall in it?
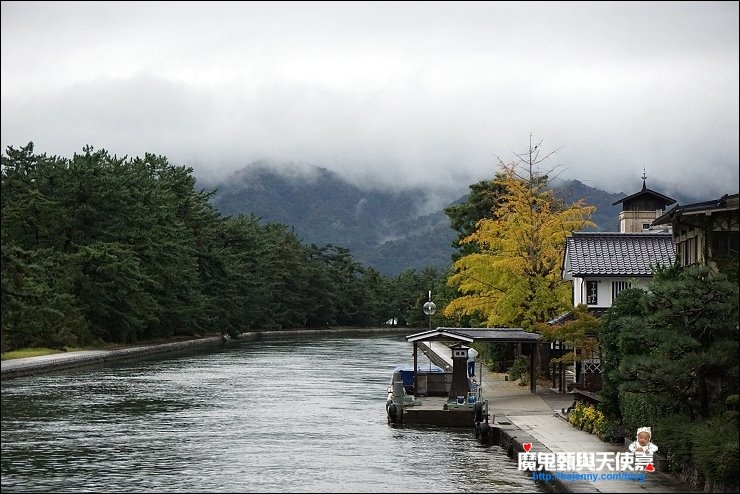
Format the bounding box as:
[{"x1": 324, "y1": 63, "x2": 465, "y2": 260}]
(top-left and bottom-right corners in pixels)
[{"x1": 573, "y1": 277, "x2": 651, "y2": 309}]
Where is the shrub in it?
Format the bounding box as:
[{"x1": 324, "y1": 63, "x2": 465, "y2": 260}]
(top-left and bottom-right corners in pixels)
[
  {"x1": 568, "y1": 401, "x2": 585, "y2": 428},
  {"x1": 567, "y1": 401, "x2": 608, "y2": 437},
  {"x1": 595, "y1": 416, "x2": 622, "y2": 441},
  {"x1": 691, "y1": 414, "x2": 739, "y2": 484},
  {"x1": 619, "y1": 391, "x2": 659, "y2": 439},
  {"x1": 654, "y1": 413, "x2": 697, "y2": 473},
  {"x1": 508, "y1": 355, "x2": 529, "y2": 381}
]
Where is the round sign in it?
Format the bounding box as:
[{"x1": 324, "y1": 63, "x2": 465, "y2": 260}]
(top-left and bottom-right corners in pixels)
[{"x1": 423, "y1": 301, "x2": 436, "y2": 316}]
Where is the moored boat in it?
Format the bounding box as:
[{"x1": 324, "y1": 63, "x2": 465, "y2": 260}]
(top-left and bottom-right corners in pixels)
[{"x1": 386, "y1": 342, "x2": 489, "y2": 428}]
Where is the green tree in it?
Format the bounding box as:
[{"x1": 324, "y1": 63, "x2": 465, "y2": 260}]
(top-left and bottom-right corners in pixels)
[
  {"x1": 1, "y1": 245, "x2": 90, "y2": 351},
  {"x1": 1, "y1": 141, "x2": 430, "y2": 351},
  {"x1": 444, "y1": 178, "x2": 506, "y2": 260},
  {"x1": 536, "y1": 303, "x2": 601, "y2": 379},
  {"x1": 360, "y1": 266, "x2": 393, "y2": 326},
  {"x1": 599, "y1": 264, "x2": 738, "y2": 426},
  {"x1": 71, "y1": 241, "x2": 159, "y2": 343},
  {"x1": 597, "y1": 287, "x2": 649, "y2": 420},
  {"x1": 622, "y1": 264, "x2": 739, "y2": 419}
]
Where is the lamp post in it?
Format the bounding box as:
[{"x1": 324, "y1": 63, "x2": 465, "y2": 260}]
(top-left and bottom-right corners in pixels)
[
  {"x1": 422, "y1": 290, "x2": 436, "y2": 332},
  {"x1": 422, "y1": 291, "x2": 437, "y2": 374}
]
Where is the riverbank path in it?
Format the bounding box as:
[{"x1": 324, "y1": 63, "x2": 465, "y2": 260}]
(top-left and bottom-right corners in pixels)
[{"x1": 477, "y1": 363, "x2": 702, "y2": 493}]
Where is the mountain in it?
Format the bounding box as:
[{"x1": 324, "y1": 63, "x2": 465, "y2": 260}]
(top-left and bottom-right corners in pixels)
[
  {"x1": 201, "y1": 164, "x2": 456, "y2": 275},
  {"x1": 198, "y1": 164, "x2": 697, "y2": 276},
  {"x1": 553, "y1": 179, "x2": 625, "y2": 232}
]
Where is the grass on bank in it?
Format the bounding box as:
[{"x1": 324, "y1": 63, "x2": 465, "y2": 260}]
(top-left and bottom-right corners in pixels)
[
  {"x1": 1, "y1": 334, "x2": 224, "y2": 361},
  {"x1": 1, "y1": 344, "x2": 129, "y2": 360},
  {"x1": 1, "y1": 347, "x2": 85, "y2": 360}
]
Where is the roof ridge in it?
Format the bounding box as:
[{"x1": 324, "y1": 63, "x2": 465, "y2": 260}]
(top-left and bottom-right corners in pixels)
[{"x1": 571, "y1": 231, "x2": 672, "y2": 236}]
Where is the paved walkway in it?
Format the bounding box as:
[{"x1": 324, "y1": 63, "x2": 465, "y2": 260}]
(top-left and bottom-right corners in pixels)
[
  {"x1": 476, "y1": 365, "x2": 701, "y2": 493},
  {"x1": 417, "y1": 340, "x2": 701, "y2": 492}
]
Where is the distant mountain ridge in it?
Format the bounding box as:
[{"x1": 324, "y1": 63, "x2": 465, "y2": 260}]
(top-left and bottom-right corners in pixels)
[{"x1": 199, "y1": 163, "x2": 698, "y2": 275}]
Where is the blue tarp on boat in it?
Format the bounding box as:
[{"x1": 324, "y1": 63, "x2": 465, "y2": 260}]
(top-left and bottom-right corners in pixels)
[{"x1": 392, "y1": 363, "x2": 445, "y2": 388}]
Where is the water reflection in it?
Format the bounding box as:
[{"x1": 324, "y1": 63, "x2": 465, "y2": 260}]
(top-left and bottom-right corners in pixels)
[{"x1": 2, "y1": 333, "x2": 544, "y2": 493}]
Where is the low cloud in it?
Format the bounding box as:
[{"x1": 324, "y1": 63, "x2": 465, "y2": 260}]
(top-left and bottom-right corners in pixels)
[{"x1": 2, "y1": 2, "x2": 738, "y2": 200}]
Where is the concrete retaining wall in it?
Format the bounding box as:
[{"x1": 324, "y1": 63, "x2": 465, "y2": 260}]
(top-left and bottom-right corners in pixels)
[
  {"x1": 1, "y1": 337, "x2": 226, "y2": 379},
  {"x1": 1, "y1": 326, "x2": 413, "y2": 379},
  {"x1": 491, "y1": 424, "x2": 571, "y2": 493}
]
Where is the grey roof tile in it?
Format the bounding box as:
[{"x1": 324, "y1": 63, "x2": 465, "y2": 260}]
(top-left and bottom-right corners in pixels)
[{"x1": 566, "y1": 232, "x2": 676, "y2": 277}]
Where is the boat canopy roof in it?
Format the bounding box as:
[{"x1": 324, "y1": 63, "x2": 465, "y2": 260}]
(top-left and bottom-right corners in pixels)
[{"x1": 406, "y1": 327, "x2": 541, "y2": 344}]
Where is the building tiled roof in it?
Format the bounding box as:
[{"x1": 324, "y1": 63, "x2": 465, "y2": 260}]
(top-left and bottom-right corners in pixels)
[
  {"x1": 547, "y1": 309, "x2": 609, "y2": 325},
  {"x1": 611, "y1": 186, "x2": 676, "y2": 207},
  {"x1": 653, "y1": 193, "x2": 739, "y2": 226},
  {"x1": 565, "y1": 232, "x2": 676, "y2": 277}
]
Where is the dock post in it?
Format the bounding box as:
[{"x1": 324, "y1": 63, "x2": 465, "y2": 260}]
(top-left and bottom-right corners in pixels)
[
  {"x1": 530, "y1": 343, "x2": 537, "y2": 394},
  {"x1": 478, "y1": 359, "x2": 483, "y2": 398},
  {"x1": 413, "y1": 343, "x2": 418, "y2": 393}
]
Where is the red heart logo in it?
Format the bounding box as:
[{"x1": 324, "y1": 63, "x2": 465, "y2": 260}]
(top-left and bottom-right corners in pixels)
[
  {"x1": 645, "y1": 464, "x2": 655, "y2": 472},
  {"x1": 523, "y1": 442, "x2": 532, "y2": 452}
]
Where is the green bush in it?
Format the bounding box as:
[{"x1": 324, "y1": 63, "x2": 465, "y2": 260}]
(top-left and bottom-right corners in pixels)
[
  {"x1": 568, "y1": 401, "x2": 608, "y2": 436},
  {"x1": 654, "y1": 413, "x2": 698, "y2": 473},
  {"x1": 568, "y1": 401, "x2": 585, "y2": 428},
  {"x1": 619, "y1": 391, "x2": 659, "y2": 438},
  {"x1": 691, "y1": 414, "x2": 739, "y2": 484},
  {"x1": 594, "y1": 408, "x2": 620, "y2": 440},
  {"x1": 508, "y1": 355, "x2": 529, "y2": 381}
]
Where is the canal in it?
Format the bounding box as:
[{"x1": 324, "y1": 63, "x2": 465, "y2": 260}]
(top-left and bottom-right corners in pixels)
[{"x1": 1, "y1": 332, "x2": 544, "y2": 492}]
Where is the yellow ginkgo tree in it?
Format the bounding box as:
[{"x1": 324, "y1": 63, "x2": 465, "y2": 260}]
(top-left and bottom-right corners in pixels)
[{"x1": 444, "y1": 151, "x2": 595, "y2": 329}]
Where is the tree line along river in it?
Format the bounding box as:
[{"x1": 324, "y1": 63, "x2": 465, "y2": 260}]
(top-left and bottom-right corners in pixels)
[{"x1": 1, "y1": 331, "x2": 544, "y2": 493}]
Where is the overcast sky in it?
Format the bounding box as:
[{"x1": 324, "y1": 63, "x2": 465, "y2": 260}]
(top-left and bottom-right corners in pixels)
[{"x1": 2, "y1": 1, "x2": 738, "y2": 200}]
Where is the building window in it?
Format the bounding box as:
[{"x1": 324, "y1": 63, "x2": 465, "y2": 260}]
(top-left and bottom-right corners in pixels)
[
  {"x1": 712, "y1": 231, "x2": 740, "y2": 258},
  {"x1": 586, "y1": 280, "x2": 598, "y2": 305},
  {"x1": 612, "y1": 280, "x2": 631, "y2": 300},
  {"x1": 679, "y1": 237, "x2": 698, "y2": 266},
  {"x1": 675, "y1": 242, "x2": 682, "y2": 264},
  {"x1": 686, "y1": 237, "x2": 697, "y2": 265}
]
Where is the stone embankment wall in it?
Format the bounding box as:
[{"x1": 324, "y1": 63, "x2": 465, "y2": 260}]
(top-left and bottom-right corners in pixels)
[{"x1": 1, "y1": 326, "x2": 412, "y2": 379}]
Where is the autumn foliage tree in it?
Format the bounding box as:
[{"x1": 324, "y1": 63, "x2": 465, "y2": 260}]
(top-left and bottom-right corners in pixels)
[{"x1": 444, "y1": 139, "x2": 595, "y2": 328}]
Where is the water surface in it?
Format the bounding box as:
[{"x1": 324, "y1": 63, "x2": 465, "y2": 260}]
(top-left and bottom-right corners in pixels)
[{"x1": 1, "y1": 333, "x2": 544, "y2": 492}]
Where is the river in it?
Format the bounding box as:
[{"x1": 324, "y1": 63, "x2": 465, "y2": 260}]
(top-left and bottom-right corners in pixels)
[{"x1": 1, "y1": 332, "x2": 544, "y2": 492}]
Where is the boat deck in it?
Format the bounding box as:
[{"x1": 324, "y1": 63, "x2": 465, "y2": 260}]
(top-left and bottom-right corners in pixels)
[{"x1": 401, "y1": 395, "x2": 477, "y2": 427}]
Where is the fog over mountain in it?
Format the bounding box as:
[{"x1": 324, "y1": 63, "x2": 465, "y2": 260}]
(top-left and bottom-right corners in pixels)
[{"x1": 200, "y1": 162, "x2": 711, "y2": 275}]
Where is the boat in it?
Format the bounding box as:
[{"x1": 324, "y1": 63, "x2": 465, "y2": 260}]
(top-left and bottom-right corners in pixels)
[
  {"x1": 387, "y1": 326, "x2": 543, "y2": 445},
  {"x1": 385, "y1": 363, "x2": 444, "y2": 420},
  {"x1": 385, "y1": 342, "x2": 489, "y2": 429}
]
